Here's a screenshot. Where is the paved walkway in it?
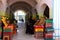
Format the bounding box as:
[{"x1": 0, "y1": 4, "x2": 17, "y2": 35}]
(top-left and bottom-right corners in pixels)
[{"x1": 12, "y1": 23, "x2": 44, "y2": 40}]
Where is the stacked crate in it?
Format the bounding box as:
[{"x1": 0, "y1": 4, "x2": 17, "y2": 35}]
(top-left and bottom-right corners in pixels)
[
  {"x1": 34, "y1": 25, "x2": 44, "y2": 39},
  {"x1": 45, "y1": 19, "x2": 54, "y2": 40},
  {"x1": 3, "y1": 28, "x2": 12, "y2": 40},
  {"x1": 0, "y1": 27, "x2": 2, "y2": 40}
]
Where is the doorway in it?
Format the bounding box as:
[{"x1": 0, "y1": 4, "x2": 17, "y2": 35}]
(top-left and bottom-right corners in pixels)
[
  {"x1": 44, "y1": 6, "x2": 49, "y2": 18},
  {"x1": 6, "y1": 2, "x2": 38, "y2": 40},
  {"x1": 14, "y1": 10, "x2": 26, "y2": 28}
]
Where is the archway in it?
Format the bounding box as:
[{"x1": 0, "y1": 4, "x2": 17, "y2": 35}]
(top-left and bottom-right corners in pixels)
[
  {"x1": 6, "y1": 1, "x2": 38, "y2": 35},
  {"x1": 6, "y1": 1, "x2": 33, "y2": 23},
  {"x1": 14, "y1": 10, "x2": 26, "y2": 27},
  {"x1": 44, "y1": 6, "x2": 49, "y2": 18},
  {"x1": 14, "y1": 10, "x2": 26, "y2": 23},
  {"x1": 41, "y1": 4, "x2": 49, "y2": 19}
]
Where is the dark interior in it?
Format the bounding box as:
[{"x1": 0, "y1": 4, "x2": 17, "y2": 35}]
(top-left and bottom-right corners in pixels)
[{"x1": 44, "y1": 6, "x2": 49, "y2": 18}]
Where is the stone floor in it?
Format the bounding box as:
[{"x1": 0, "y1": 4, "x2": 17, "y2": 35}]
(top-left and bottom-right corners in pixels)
[
  {"x1": 11, "y1": 23, "x2": 59, "y2": 40},
  {"x1": 12, "y1": 23, "x2": 44, "y2": 40}
]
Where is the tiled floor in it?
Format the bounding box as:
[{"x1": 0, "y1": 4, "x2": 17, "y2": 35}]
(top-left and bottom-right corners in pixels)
[{"x1": 12, "y1": 23, "x2": 44, "y2": 40}]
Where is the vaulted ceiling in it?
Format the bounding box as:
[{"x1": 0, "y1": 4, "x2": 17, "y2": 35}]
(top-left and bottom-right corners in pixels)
[
  {"x1": 7, "y1": 0, "x2": 37, "y2": 7},
  {"x1": 5, "y1": 0, "x2": 38, "y2": 14},
  {"x1": 0, "y1": 0, "x2": 38, "y2": 15},
  {"x1": 5, "y1": 0, "x2": 38, "y2": 20}
]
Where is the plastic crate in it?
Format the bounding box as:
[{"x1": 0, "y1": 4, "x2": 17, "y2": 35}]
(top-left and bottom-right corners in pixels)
[
  {"x1": 44, "y1": 33, "x2": 53, "y2": 38},
  {"x1": 34, "y1": 34, "x2": 44, "y2": 39},
  {"x1": 35, "y1": 28, "x2": 44, "y2": 32},
  {"x1": 45, "y1": 38, "x2": 53, "y2": 40},
  {"x1": 3, "y1": 35, "x2": 12, "y2": 40},
  {"x1": 45, "y1": 27, "x2": 54, "y2": 33},
  {"x1": 0, "y1": 27, "x2": 2, "y2": 32},
  {"x1": 34, "y1": 32, "x2": 44, "y2": 39},
  {"x1": 34, "y1": 26, "x2": 44, "y2": 32},
  {"x1": 35, "y1": 32, "x2": 43, "y2": 35},
  {"x1": 3, "y1": 32, "x2": 12, "y2": 36},
  {"x1": 3, "y1": 28, "x2": 12, "y2": 32},
  {"x1": 46, "y1": 19, "x2": 53, "y2": 23},
  {"x1": 3, "y1": 32, "x2": 12, "y2": 40},
  {"x1": 46, "y1": 23, "x2": 52, "y2": 27}
]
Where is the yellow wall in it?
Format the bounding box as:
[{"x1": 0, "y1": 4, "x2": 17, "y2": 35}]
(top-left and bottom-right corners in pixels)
[
  {"x1": 38, "y1": 12, "x2": 43, "y2": 19},
  {"x1": 0, "y1": 11, "x2": 6, "y2": 16},
  {"x1": 38, "y1": 8, "x2": 52, "y2": 19},
  {"x1": 49, "y1": 8, "x2": 52, "y2": 19}
]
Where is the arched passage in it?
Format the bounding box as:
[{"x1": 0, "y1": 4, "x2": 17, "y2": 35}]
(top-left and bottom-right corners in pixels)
[
  {"x1": 6, "y1": 1, "x2": 33, "y2": 23},
  {"x1": 14, "y1": 10, "x2": 26, "y2": 23},
  {"x1": 6, "y1": 1, "x2": 38, "y2": 35},
  {"x1": 44, "y1": 6, "x2": 49, "y2": 18},
  {"x1": 41, "y1": 4, "x2": 49, "y2": 19},
  {"x1": 14, "y1": 10, "x2": 26, "y2": 28}
]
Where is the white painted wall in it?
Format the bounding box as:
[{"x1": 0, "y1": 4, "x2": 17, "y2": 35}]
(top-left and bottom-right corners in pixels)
[
  {"x1": 0, "y1": 0, "x2": 7, "y2": 16},
  {"x1": 36, "y1": 0, "x2": 52, "y2": 18},
  {"x1": 0, "y1": 0, "x2": 36, "y2": 16},
  {"x1": 7, "y1": 0, "x2": 36, "y2": 7}
]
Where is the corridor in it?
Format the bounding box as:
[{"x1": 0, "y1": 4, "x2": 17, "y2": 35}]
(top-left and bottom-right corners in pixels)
[
  {"x1": 0, "y1": 0, "x2": 53, "y2": 40},
  {"x1": 12, "y1": 24, "x2": 44, "y2": 40}
]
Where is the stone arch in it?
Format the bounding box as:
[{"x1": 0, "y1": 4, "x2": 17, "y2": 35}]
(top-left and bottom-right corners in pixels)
[
  {"x1": 41, "y1": 3, "x2": 49, "y2": 18},
  {"x1": 5, "y1": 1, "x2": 34, "y2": 23},
  {"x1": 7, "y1": 0, "x2": 37, "y2": 7}
]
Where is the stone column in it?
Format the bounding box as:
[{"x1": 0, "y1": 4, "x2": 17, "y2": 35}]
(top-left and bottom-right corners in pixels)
[
  {"x1": 0, "y1": 0, "x2": 4, "y2": 16},
  {"x1": 1, "y1": 0, "x2": 7, "y2": 16},
  {"x1": 49, "y1": 8, "x2": 53, "y2": 19}
]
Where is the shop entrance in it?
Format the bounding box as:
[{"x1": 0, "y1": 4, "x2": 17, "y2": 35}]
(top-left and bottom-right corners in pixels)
[{"x1": 44, "y1": 6, "x2": 49, "y2": 18}]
